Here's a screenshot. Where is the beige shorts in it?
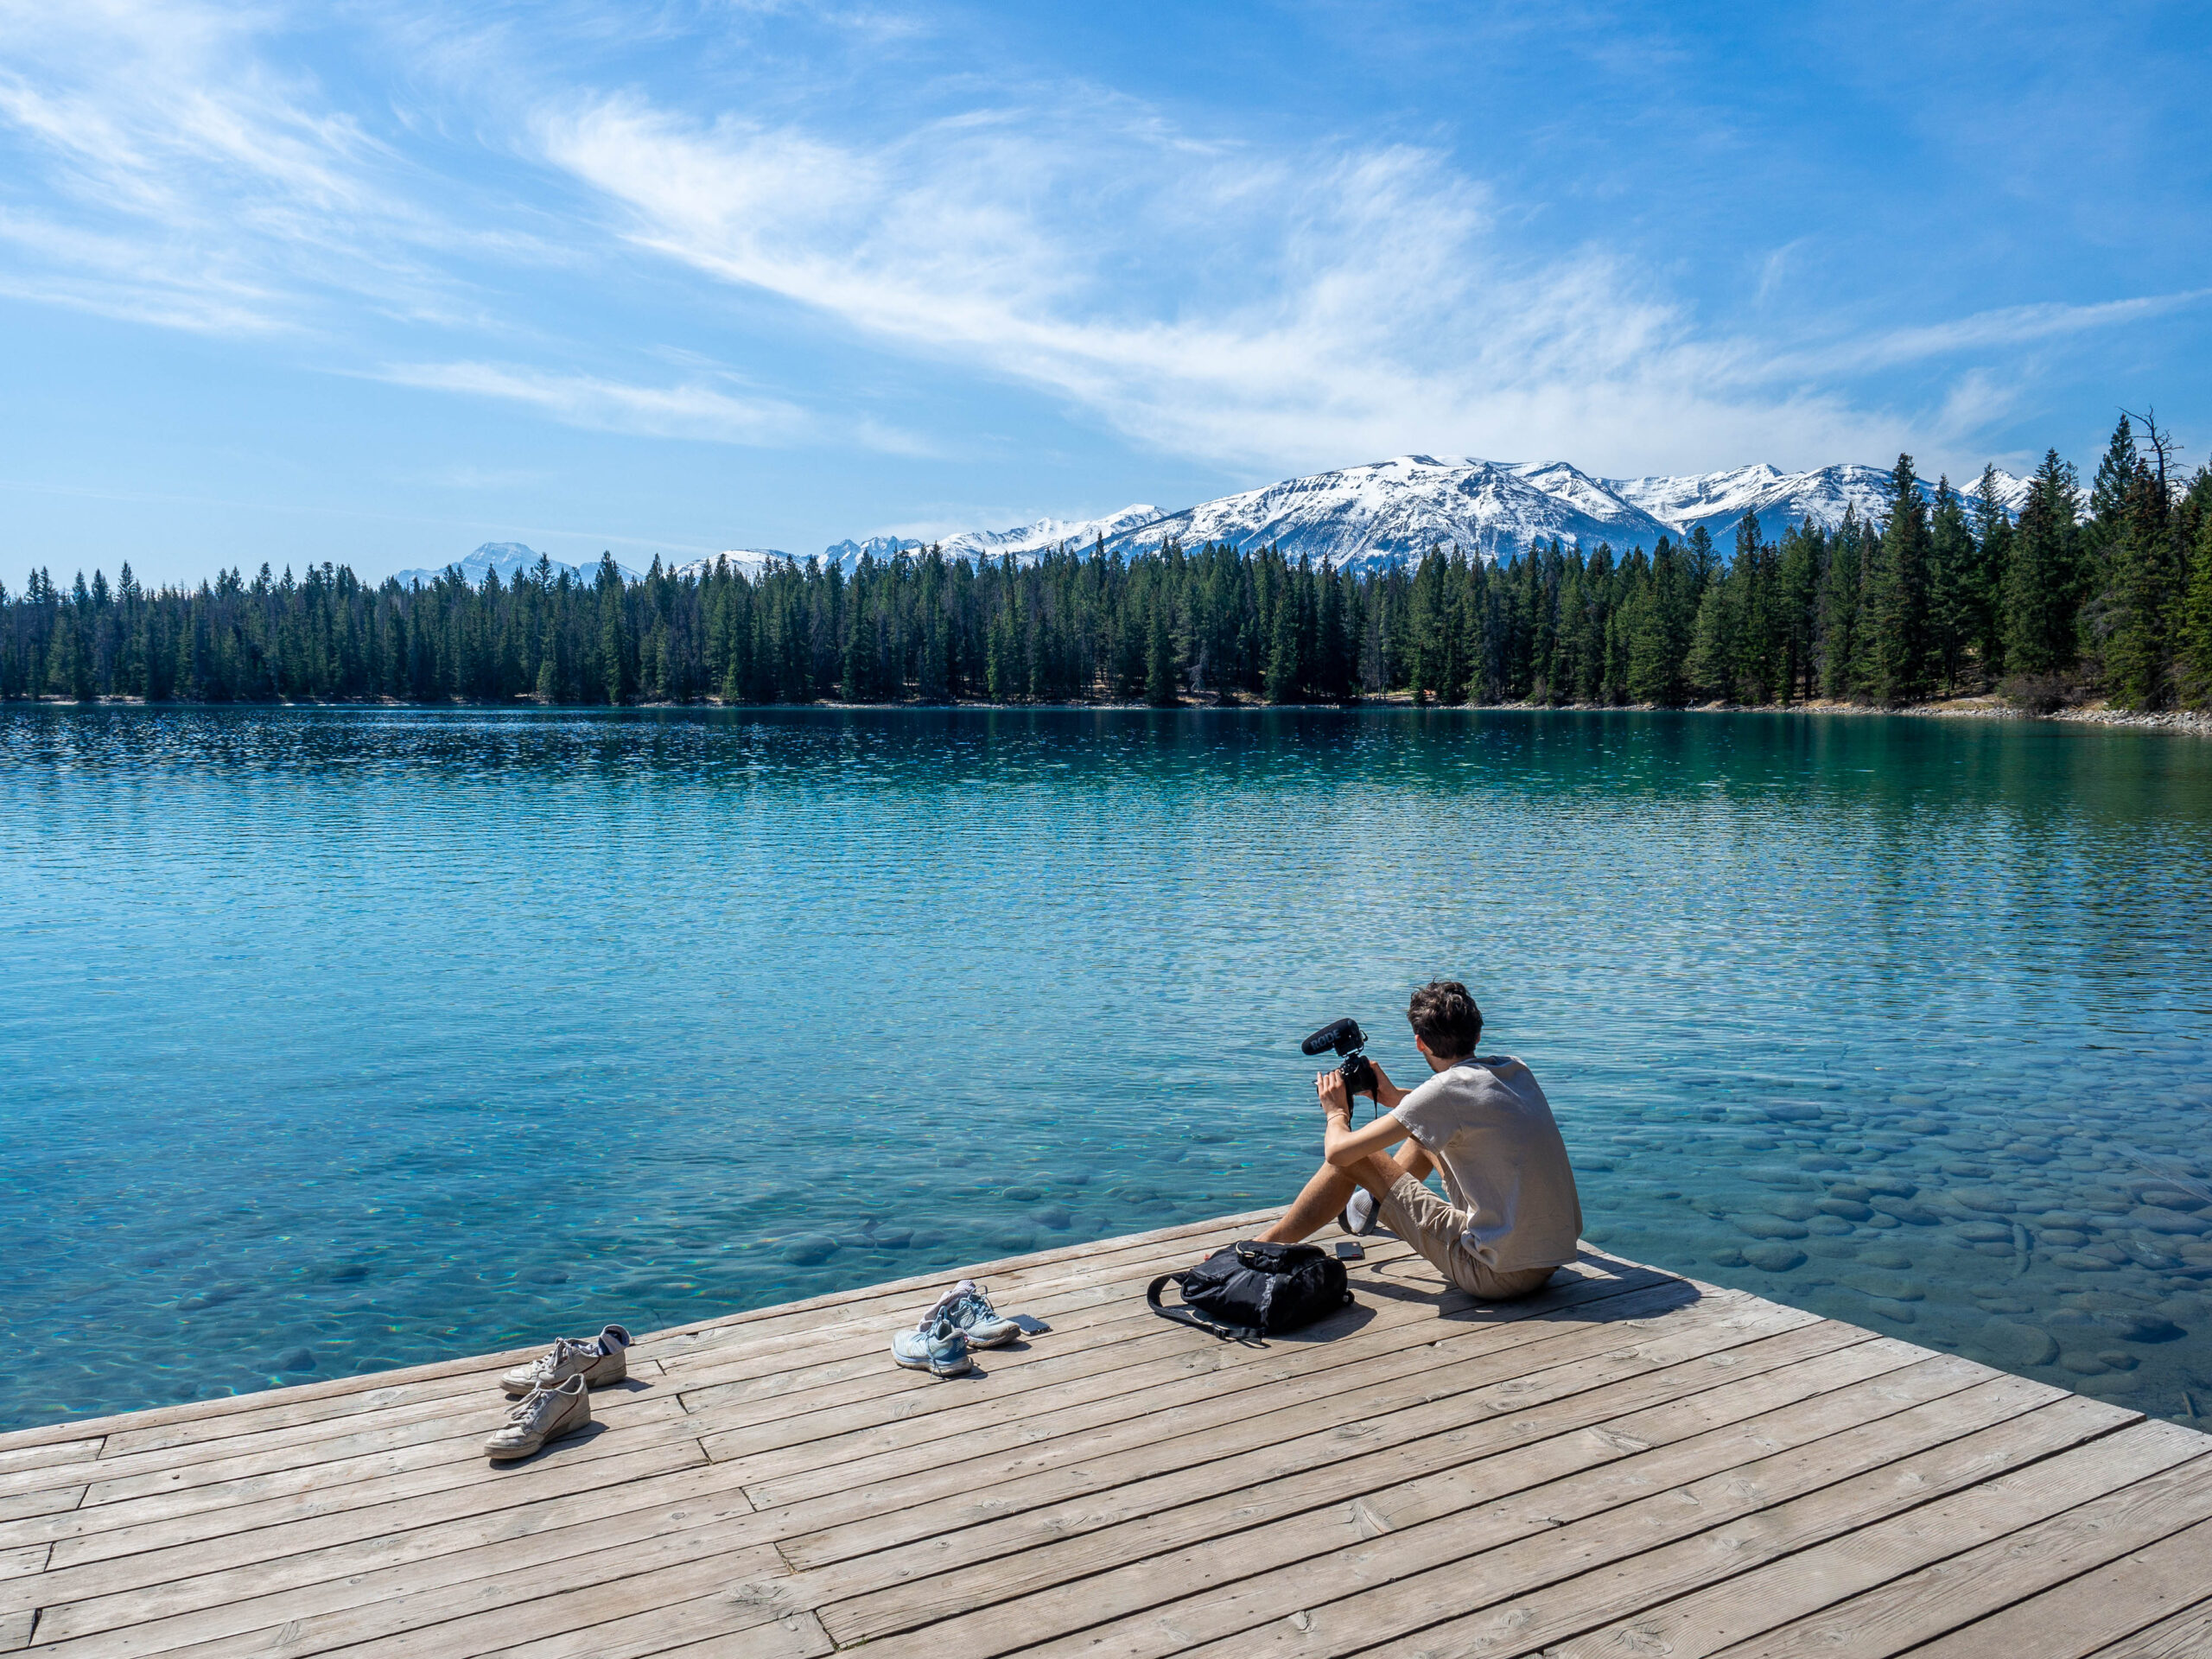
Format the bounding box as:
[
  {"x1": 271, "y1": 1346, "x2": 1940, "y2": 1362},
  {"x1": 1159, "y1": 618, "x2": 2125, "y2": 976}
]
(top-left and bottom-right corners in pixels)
[{"x1": 1377, "y1": 1173, "x2": 1560, "y2": 1301}]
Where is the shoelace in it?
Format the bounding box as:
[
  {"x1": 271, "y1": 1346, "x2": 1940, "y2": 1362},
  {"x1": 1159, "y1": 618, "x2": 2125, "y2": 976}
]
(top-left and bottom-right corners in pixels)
[
  {"x1": 918, "y1": 1281, "x2": 982, "y2": 1332},
  {"x1": 526, "y1": 1336, "x2": 594, "y2": 1380},
  {"x1": 505, "y1": 1387, "x2": 565, "y2": 1428}
]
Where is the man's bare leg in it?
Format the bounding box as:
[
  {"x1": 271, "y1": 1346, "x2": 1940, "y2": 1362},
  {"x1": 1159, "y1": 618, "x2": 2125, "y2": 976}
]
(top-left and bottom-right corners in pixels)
[{"x1": 1258, "y1": 1141, "x2": 1434, "y2": 1244}]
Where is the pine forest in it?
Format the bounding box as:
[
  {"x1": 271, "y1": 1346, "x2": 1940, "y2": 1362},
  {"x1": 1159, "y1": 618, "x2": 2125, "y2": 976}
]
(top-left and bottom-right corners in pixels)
[{"x1": 7, "y1": 423, "x2": 2212, "y2": 714}]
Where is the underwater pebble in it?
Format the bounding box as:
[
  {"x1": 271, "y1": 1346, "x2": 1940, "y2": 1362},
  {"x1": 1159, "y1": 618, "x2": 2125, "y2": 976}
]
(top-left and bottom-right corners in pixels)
[
  {"x1": 1872, "y1": 1199, "x2": 1942, "y2": 1226},
  {"x1": 1949, "y1": 1189, "x2": 2016, "y2": 1214},
  {"x1": 1742, "y1": 1244, "x2": 1807, "y2": 1273},
  {"x1": 1734, "y1": 1215, "x2": 1810, "y2": 1241},
  {"x1": 1761, "y1": 1197, "x2": 1819, "y2": 1222},
  {"x1": 1955, "y1": 1222, "x2": 2014, "y2": 1243},
  {"x1": 2131, "y1": 1208, "x2": 2209, "y2": 1236},
  {"x1": 780, "y1": 1236, "x2": 838, "y2": 1266},
  {"x1": 1805, "y1": 1216, "x2": 1855, "y2": 1236},
  {"x1": 1861, "y1": 1177, "x2": 1919, "y2": 1198},
  {"x1": 1827, "y1": 1184, "x2": 1872, "y2": 1202},
  {"x1": 2046, "y1": 1251, "x2": 2121, "y2": 1273},
  {"x1": 2041, "y1": 1230, "x2": 2090, "y2": 1248},
  {"x1": 1978, "y1": 1322, "x2": 2058, "y2": 1367},
  {"x1": 1844, "y1": 1272, "x2": 1926, "y2": 1302},
  {"x1": 1818, "y1": 1198, "x2": 1873, "y2": 1221},
  {"x1": 1859, "y1": 1247, "x2": 1916, "y2": 1269}
]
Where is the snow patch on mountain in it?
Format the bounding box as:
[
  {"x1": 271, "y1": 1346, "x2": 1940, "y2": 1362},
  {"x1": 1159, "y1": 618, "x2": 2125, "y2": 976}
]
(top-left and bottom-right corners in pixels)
[
  {"x1": 1099, "y1": 456, "x2": 1670, "y2": 570},
  {"x1": 817, "y1": 505, "x2": 1164, "y2": 572},
  {"x1": 1605, "y1": 463, "x2": 2029, "y2": 543}
]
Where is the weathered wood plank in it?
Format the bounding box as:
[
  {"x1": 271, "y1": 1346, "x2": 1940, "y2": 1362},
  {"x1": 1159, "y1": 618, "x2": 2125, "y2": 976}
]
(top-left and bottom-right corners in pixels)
[
  {"x1": 2079, "y1": 1594, "x2": 2212, "y2": 1659},
  {"x1": 7, "y1": 1218, "x2": 2209, "y2": 1659},
  {"x1": 823, "y1": 1336, "x2": 1948, "y2": 1654},
  {"x1": 17, "y1": 1281, "x2": 1732, "y2": 1652},
  {"x1": 724, "y1": 1260, "x2": 1669, "y2": 1498},
  {"x1": 1711, "y1": 1451, "x2": 2212, "y2": 1658},
  {"x1": 1885, "y1": 1510, "x2": 2212, "y2": 1659},
  {"x1": 775, "y1": 1286, "x2": 1806, "y2": 1575},
  {"x1": 17, "y1": 1260, "x2": 1628, "y2": 1644},
  {"x1": 482, "y1": 1590, "x2": 834, "y2": 1659},
  {"x1": 1113, "y1": 1376, "x2": 2094, "y2": 1659},
  {"x1": 1546, "y1": 1418, "x2": 2203, "y2": 1659}
]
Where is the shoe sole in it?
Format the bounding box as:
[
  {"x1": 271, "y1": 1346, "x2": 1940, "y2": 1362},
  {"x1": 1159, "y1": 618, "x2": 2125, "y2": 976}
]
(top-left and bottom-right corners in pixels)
[
  {"x1": 893, "y1": 1352, "x2": 973, "y2": 1376},
  {"x1": 486, "y1": 1413, "x2": 588, "y2": 1460}
]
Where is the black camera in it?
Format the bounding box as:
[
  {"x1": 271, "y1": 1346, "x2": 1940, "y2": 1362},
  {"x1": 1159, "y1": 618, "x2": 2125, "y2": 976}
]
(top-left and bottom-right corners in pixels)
[{"x1": 1301, "y1": 1016, "x2": 1376, "y2": 1098}]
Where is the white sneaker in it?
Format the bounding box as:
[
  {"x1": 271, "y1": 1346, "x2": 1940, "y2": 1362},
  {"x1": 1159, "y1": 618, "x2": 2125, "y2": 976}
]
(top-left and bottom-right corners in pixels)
[
  {"x1": 1339, "y1": 1188, "x2": 1381, "y2": 1237},
  {"x1": 499, "y1": 1325, "x2": 632, "y2": 1395},
  {"x1": 485, "y1": 1374, "x2": 590, "y2": 1460}
]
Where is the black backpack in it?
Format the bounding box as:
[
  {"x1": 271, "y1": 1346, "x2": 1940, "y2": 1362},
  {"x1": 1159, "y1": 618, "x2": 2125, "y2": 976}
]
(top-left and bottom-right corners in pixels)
[{"x1": 1147, "y1": 1241, "x2": 1353, "y2": 1340}]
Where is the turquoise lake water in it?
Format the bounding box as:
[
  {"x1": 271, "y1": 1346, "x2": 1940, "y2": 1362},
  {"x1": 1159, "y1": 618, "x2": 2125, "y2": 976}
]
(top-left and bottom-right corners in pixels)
[{"x1": 3, "y1": 706, "x2": 2209, "y2": 1433}]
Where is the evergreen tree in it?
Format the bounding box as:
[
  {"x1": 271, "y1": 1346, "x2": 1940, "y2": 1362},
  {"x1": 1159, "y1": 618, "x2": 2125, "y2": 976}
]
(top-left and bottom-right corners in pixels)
[
  {"x1": 2099, "y1": 417, "x2": 2186, "y2": 710},
  {"x1": 1866, "y1": 454, "x2": 1936, "y2": 704},
  {"x1": 1925, "y1": 480, "x2": 1976, "y2": 694},
  {"x1": 2180, "y1": 469, "x2": 2212, "y2": 703},
  {"x1": 2004, "y1": 450, "x2": 2085, "y2": 683},
  {"x1": 1144, "y1": 593, "x2": 1176, "y2": 706},
  {"x1": 1967, "y1": 467, "x2": 2012, "y2": 685}
]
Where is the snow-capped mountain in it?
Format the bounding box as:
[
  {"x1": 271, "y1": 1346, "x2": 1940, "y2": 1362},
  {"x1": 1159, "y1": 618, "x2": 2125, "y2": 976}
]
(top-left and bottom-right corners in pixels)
[
  {"x1": 818, "y1": 505, "x2": 1163, "y2": 572},
  {"x1": 1605, "y1": 463, "x2": 2029, "y2": 544},
  {"x1": 669, "y1": 548, "x2": 794, "y2": 580},
  {"x1": 1098, "y1": 457, "x2": 1671, "y2": 569},
  {"x1": 389, "y1": 543, "x2": 640, "y2": 588},
  {"x1": 932, "y1": 505, "x2": 1162, "y2": 562},
  {"x1": 416, "y1": 456, "x2": 2037, "y2": 594}
]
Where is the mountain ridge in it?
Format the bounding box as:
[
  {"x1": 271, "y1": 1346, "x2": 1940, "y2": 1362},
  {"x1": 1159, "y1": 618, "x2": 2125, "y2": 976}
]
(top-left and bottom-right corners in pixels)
[{"x1": 405, "y1": 455, "x2": 2031, "y2": 588}]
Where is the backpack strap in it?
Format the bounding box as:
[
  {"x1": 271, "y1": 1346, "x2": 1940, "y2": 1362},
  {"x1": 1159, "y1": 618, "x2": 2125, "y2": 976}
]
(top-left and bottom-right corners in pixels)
[{"x1": 1146, "y1": 1273, "x2": 1261, "y2": 1342}]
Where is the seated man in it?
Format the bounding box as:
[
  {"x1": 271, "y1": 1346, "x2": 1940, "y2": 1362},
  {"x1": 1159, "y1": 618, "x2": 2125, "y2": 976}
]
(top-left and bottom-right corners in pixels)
[{"x1": 1258, "y1": 980, "x2": 1583, "y2": 1301}]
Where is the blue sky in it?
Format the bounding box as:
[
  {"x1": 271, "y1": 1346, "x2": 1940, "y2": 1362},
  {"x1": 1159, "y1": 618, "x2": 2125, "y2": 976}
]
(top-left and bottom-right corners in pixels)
[{"x1": 3, "y1": 1, "x2": 2207, "y2": 586}]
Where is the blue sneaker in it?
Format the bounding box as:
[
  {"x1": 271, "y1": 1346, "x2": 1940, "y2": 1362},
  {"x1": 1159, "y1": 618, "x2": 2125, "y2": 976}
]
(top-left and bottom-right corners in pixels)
[
  {"x1": 892, "y1": 1318, "x2": 972, "y2": 1378},
  {"x1": 921, "y1": 1279, "x2": 1022, "y2": 1347}
]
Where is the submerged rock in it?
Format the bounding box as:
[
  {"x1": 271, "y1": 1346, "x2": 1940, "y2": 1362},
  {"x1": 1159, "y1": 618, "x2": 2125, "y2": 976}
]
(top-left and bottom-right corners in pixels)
[
  {"x1": 1742, "y1": 1243, "x2": 1806, "y2": 1272},
  {"x1": 1844, "y1": 1272, "x2": 1927, "y2": 1302},
  {"x1": 1735, "y1": 1215, "x2": 1810, "y2": 1241}
]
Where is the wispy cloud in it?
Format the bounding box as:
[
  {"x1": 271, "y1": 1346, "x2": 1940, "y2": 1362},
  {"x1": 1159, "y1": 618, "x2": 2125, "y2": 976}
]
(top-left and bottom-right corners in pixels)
[
  {"x1": 0, "y1": 0, "x2": 2196, "y2": 491},
  {"x1": 377, "y1": 360, "x2": 803, "y2": 444},
  {"x1": 536, "y1": 95, "x2": 1923, "y2": 474}
]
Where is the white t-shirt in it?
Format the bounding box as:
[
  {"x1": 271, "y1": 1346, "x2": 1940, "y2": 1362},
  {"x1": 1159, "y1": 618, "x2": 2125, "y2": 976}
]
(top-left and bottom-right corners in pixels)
[{"x1": 1387, "y1": 1055, "x2": 1583, "y2": 1272}]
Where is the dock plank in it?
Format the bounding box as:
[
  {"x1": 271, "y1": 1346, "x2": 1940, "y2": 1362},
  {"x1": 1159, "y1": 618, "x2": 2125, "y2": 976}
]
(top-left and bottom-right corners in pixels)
[{"x1": 1, "y1": 1215, "x2": 2207, "y2": 1658}]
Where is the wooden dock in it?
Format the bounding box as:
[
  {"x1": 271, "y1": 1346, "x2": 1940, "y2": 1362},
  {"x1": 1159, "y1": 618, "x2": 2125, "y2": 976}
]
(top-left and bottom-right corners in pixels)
[{"x1": 3, "y1": 1211, "x2": 2210, "y2": 1657}]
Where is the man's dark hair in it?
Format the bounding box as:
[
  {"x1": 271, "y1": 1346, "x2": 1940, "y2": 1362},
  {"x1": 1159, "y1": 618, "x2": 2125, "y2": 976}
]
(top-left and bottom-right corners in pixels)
[{"x1": 1408, "y1": 980, "x2": 1483, "y2": 1059}]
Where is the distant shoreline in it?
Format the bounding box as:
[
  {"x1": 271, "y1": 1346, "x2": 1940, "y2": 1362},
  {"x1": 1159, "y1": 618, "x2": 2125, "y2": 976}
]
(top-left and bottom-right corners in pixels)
[{"x1": 9, "y1": 693, "x2": 2209, "y2": 735}]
